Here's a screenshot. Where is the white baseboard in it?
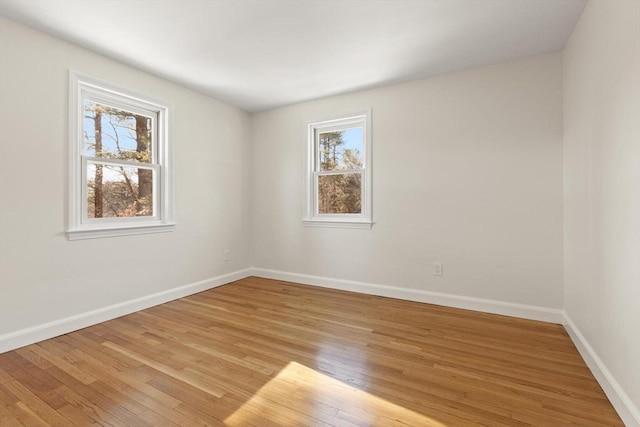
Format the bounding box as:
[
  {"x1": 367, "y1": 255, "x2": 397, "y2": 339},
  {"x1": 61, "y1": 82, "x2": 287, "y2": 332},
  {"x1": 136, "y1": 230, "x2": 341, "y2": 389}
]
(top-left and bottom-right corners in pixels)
[
  {"x1": 562, "y1": 313, "x2": 640, "y2": 427},
  {"x1": 249, "y1": 268, "x2": 564, "y2": 324},
  {"x1": 250, "y1": 268, "x2": 638, "y2": 425},
  {"x1": 0, "y1": 268, "x2": 252, "y2": 354},
  {"x1": 2, "y1": 267, "x2": 635, "y2": 425}
]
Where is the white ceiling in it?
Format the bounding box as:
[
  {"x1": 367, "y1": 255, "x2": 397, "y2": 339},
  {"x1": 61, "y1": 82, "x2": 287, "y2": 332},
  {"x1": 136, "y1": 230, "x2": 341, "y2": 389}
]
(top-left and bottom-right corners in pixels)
[{"x1": 0, "y1": 0, "x2": 586, "y2": 112}]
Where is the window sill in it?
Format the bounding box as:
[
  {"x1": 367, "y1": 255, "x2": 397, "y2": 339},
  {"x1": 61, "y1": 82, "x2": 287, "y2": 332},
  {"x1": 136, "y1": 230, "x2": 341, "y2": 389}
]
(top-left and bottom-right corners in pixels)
[
  {"x1": 302, "y1": 219, "x2": 373, "y2": 229},
  {"x1": 67, "y1": 223, "x2": 176, "y2": 240}
]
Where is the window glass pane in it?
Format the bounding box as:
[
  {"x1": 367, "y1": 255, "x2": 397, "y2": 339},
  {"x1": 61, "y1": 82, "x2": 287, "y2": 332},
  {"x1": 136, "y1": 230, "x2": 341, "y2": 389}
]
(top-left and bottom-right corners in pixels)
[
  {"x1": 87, "y1": 163, "x2": 154, "y2": 218},
  {"x1": 84, "y1": 100, "x2": 153, "y2": 163},
  {"x1": 318, "y1": 127, "x2": 363, "y2": 171},
  {"x1": 317, "y1": 173, "x2": 362, "y2": 214}
]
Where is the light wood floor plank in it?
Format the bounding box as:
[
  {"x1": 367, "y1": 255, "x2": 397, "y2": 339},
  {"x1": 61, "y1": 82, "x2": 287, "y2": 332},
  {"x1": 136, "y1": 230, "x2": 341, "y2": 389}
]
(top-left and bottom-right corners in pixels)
[{"x1": 0, "y1": 277, "x2": 623, "y2": 426}]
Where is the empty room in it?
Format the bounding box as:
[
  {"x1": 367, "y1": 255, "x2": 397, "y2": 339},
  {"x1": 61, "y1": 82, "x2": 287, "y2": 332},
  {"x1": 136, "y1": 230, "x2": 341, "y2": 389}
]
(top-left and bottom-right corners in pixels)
[{"x1": 0, "y1": 0, "x2": 638, "y2": 425}]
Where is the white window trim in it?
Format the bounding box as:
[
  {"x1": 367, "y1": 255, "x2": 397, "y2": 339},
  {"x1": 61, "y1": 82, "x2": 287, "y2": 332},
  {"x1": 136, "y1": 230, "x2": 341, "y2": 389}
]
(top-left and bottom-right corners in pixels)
[
  {"x1": 303, "y1": 110, "x2": 373, "y2": 229},
  {"x1": 68, "y1": 71, "x2": 175, "y2": 240}
]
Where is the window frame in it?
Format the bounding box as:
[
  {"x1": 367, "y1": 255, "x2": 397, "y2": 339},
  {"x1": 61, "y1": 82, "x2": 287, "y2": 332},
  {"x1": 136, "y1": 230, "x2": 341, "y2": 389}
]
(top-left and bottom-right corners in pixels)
[
  {"x1": 68, "y1": 71, "x2": 175, "y2": 240},
  {"x1": 303, "y1": 110, "x2": 372, "y2": 228}
]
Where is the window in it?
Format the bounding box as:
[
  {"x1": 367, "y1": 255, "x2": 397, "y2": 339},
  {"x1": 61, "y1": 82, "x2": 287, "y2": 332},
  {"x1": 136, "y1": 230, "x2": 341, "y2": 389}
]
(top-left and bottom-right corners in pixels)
[
  {"x1": 68, "y1": 72, "x2": 174, "y2": 240},
  {"x1": 304, "y1": 111, "x2": 372, "y2": 228}
]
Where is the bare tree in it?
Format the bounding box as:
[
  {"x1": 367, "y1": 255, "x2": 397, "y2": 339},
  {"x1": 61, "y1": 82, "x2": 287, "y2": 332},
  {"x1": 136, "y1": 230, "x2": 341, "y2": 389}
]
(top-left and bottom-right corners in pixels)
[
  {"x1": 317, "y1": 132, "x2": 362, "y2": 214},
  {"x1": 135, "y1": 116, "x2": 152, "y2": 216},
  {"x1": 85, "y1": 104, "x2": 153, "y2": 218},
  {"x1": 93, "y1": 108, "x2": 104, "y2": 217}
]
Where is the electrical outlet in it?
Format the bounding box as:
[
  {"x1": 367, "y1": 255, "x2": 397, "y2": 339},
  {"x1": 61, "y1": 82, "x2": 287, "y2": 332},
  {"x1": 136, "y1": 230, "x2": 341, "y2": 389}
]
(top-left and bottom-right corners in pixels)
[
  {"x1": 224, "y1": 249, "x2": 231, "y2": 261},
  {"x1": 433, "y1": 261, "x2": 443, "y2": 276}
]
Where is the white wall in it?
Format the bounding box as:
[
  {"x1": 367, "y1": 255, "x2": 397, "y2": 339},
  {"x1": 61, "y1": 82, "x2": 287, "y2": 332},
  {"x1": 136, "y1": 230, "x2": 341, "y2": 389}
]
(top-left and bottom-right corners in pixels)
[
  {"x1": 251, "y1": 53, "x2": 564, "y2": 309},
  {"x1": 0, "y1": 18, "x2": 252, "y2": 337},
  {"x1": 564, "y1": 0, "x2": 640, "y2": 423},
  {"x1": 1, "y1": 6, "x2": 637, "y2": 423}
]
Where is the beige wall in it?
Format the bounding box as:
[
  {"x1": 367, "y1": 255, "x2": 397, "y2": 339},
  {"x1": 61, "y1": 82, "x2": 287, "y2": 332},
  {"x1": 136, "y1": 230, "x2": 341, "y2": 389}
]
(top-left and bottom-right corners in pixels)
[
  {"x1": 564, "y1": 0, "x2": 640, "y2": 421},
  {"x1": 0, "y1": 17, "x2": 252, "y2": 334},
  {"x1": 251, "y1": 53, "x2": 564, "y2": 308}
]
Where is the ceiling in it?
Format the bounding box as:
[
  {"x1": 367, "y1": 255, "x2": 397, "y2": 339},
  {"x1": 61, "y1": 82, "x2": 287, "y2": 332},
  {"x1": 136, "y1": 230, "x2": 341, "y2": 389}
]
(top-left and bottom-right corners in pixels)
[{"x1": 0, "y1": 0, "x2": 586, "y2": 112}]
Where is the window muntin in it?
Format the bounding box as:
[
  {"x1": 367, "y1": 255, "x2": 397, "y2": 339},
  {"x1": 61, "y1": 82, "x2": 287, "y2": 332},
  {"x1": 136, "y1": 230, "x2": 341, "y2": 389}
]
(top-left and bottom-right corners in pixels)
[
  {"x1": 69, "y1": 72, "x2": 174, "y2": 240},
  {"x1": 305, "y1": 112, "x2": 372, "y2": 228}
]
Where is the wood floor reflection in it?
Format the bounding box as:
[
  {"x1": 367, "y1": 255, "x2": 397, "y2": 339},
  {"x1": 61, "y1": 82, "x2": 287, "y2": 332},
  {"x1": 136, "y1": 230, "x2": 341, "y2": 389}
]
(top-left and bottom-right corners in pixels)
[{"x1": 0, "y1": 277, "x2": 623, "y2": 426}]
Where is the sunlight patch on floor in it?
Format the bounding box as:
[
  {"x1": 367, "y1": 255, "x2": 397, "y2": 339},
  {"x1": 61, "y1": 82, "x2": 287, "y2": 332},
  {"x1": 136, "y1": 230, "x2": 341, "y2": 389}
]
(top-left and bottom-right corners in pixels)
[{"x1": 224, "y1": 361, "x2": 446, "y2": 426}]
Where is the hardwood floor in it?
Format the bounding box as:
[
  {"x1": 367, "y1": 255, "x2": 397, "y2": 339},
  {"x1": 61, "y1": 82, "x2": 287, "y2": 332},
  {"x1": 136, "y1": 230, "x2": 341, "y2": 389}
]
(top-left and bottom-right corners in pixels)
[{"x1": 0, "y1": 277, "x2": 622, "y2": 426}]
